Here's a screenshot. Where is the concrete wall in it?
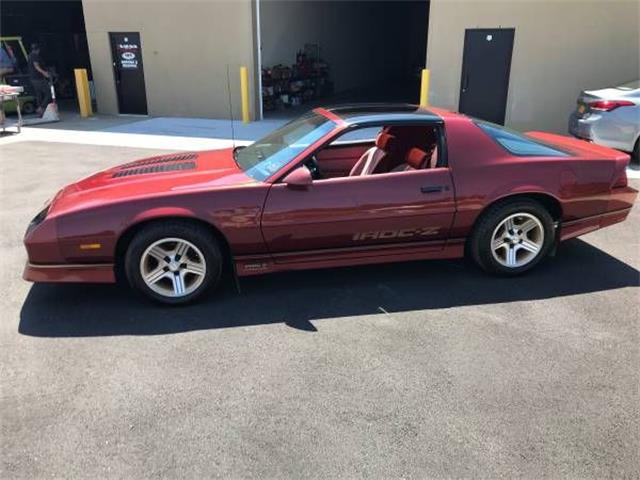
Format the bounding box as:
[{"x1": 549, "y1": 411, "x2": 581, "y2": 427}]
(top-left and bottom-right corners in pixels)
[
  {"x1": 426, "y1": 0, "x2": 640, "y2": 133},
  {"x1": 82, "y1": 0, "x2": 257, "y2": 119}
]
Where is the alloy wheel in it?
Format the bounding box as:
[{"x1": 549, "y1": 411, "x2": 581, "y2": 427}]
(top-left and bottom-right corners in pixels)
[
  {"x1": 490, "y1": 213, "x2": 544, "y2": 268},
  {"x1": 139, "y1": 237, "x2": 207, "y2": 298}
]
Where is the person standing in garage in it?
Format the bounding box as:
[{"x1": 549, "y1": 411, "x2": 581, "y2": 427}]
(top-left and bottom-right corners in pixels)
[{"x1": 28, "y1": 43, "x2": 51, "y2": 116}]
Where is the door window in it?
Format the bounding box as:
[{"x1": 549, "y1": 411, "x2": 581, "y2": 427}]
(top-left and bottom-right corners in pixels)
[{"x1": 308, "y1": 124, "x2": 444, "y2": 180}]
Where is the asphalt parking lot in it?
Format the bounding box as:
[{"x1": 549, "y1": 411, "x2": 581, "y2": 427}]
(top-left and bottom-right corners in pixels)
[{"x1": 1, "y1": 140, "x2": 639, "y2": 478}]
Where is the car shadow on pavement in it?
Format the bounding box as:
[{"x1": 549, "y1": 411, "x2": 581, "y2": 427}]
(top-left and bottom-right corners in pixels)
[{"x1": 19, "y1": 239, "x2": 639, "y2": 337}]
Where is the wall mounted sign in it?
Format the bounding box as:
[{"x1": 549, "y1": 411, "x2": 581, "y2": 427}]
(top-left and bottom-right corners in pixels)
[{"x1": 116, "y1": 38, "x2": 140, "y2": 69}]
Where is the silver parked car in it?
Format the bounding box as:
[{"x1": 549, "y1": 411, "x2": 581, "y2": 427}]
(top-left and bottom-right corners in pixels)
[{"x1": 569, "y1": 80, "x2": 639, "y2": 164}]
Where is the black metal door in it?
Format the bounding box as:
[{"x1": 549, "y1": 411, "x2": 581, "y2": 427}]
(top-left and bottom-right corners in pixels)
[
  {"x1": 109, "y1": 32, "x2": 148, "y2": 115},
  {"x1": 459, "y1": 28, "x2": 514, "y2": 125}
]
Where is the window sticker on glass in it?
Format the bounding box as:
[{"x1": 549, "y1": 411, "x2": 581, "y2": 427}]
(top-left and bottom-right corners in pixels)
[{"x1": 235, "y1": 112, "x2": 336, "y2": 181}]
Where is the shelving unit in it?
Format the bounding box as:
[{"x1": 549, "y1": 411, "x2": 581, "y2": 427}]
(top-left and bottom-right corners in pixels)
[{"x1": 261, "y1": 44, "x2": 333, "y2": 113}]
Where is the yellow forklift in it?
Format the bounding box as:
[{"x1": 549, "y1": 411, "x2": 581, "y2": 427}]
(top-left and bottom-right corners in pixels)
[{"x1": 1, "y1": 36, "x2": 37, "y2": 114}]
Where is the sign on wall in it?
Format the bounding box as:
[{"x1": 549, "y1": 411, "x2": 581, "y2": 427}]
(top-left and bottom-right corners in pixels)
[{"x1": 116, "y1": 37, "x2": 140, "y2": 70}]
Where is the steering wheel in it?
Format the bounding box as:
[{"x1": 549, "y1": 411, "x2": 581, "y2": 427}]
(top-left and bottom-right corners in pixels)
[{"x1": 305, "y1": 155, "x2": 323, "y2": 180}]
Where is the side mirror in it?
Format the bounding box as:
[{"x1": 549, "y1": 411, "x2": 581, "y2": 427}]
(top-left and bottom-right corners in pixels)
[{"x1": 283, "y1": 166, "x2": 313, "y2": 189}]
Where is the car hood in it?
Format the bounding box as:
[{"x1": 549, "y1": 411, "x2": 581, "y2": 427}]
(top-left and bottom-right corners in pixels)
[{"x1": 48, "y1": 148, "x2": 257, "y2": 216}]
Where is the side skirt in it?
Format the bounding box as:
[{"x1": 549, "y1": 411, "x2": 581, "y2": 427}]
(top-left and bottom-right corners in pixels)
[{"x1": 235, "y1": 239, "x2": 466, "y2": 277}]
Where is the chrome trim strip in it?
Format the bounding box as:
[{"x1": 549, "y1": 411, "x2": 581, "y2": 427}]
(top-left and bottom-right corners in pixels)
[
  {"x1": 28, "y1": 262, "x2": 114, "y2": 270},
  {"x1": 269, "y1": 239, "x2": 447, "y2": 260}
]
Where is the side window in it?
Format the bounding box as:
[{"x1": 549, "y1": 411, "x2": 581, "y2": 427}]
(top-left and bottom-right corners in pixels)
[
  {"x1": 308, "y1": 126, "x2": 381, "y2": 181},
  {"x1": 331, "y1": 126, "x2": 381, "y2": 144},
  {"x1": 308, "y1": 123, "x2": 445, "y2": 180}
]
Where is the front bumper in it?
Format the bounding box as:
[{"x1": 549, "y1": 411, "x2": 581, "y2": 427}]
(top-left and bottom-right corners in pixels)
[{"x1": 23, "y1": 262, "x2": 116, "y2": 283}]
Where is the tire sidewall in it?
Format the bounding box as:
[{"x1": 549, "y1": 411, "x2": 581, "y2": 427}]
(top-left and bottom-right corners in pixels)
[
  {"x1": 22, "y1": 102, "x2": 36, "y2": 114},
  {"x1": 124, "y1": 222, "x2": 222, "y2": 304},
  {"x1": 472, "y1": 200, "x2": 555, "y2": 276}
]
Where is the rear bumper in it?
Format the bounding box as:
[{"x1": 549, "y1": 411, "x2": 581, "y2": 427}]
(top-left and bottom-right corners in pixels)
[
  {"x1": 23, "y1": 262, "x2": 116, "y2": 283},
  {"x1": 569, "y1": 112, "x2": 593, "y2": 140},
  {"x1": 568, "y1": 112, "x2": 635, "y2": 152},
  {"x1": 560, "y1": 184, "x2": 637, "y2": 242}
]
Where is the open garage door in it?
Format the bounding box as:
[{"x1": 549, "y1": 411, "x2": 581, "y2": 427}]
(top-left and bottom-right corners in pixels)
[
  {"x1": 1, "y1": 0, "x2": 92, "y2": 116},
  {"x1": 258, "y1": 0, "x2": 430, "y2": 119}
]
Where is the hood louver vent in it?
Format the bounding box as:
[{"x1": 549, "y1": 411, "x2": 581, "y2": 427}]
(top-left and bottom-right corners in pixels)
[
  {"x1": 119, "y1": 152, "x2": 197, "y2": 169},
  {"x1": 112, "y1": 161, "x2": 196, "y2": 178},
  {"x1": 113, "y1": 152, "x2": 198, "y2": 178}
]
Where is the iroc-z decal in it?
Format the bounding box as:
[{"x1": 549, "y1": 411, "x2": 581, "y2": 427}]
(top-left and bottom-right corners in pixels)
[{"x1": 353, "y1": 227, "x2": 440, "y2": 241}]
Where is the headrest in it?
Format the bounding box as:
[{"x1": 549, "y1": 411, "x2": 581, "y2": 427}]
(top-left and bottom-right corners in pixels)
[
  {"x1": 406, "y1": 148, "x2": 427, "y2": 169},
  {"x1": 375, "y1": 132, "x2": 396, "y2": 151}
]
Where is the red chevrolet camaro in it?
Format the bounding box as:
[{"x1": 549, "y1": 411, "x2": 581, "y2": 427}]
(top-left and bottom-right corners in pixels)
[{"x1": 24, "y1": 104, "x2": 637, "y2": 304}]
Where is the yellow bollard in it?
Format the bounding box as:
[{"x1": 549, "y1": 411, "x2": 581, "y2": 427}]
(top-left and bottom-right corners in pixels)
[
  {"x1": 239, "y1": 66, "x2": 250, "y2": 124},
  {"x1": 74, "y1": 68, "x2": 93, "y2": 117},
  {"x1": 419, "y1": 68, "x2": 430, "y2": 107}
]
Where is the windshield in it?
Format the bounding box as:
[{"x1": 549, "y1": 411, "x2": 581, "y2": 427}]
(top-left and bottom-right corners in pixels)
[{"x1": 235, "y1": 112, "x2": 336, "y2": 181}]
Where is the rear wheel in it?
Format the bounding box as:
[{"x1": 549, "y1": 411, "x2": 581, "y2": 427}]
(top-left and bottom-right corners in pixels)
[
  {"x1": 124, "y1": 221, "x2": 222, "y2": 304},
  {"x1": 470, "y1": 200, "x2": 554, "y2": 275},
  {"x1": 631, "y1": 138, "x2": 639, "y2": 167}
]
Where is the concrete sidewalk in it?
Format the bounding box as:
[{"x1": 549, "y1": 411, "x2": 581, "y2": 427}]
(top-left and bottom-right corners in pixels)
[
  {"x1": 0, "y1": 113, "x2": 287, "y2": 151},
  {"x1": 29, "y1": 109, "x2": 287, "y2": 141},
  {"x1": 103, "y1": 116, "x2": 286, "y2": 141}
]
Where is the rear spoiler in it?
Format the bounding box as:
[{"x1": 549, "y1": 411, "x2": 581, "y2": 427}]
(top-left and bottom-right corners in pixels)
[
  {"x1": 526, "y1": 131, "x2": 630, "y2": 188},
  {"x1": 525, "y1": 131, "x2": 630, "y2": 161}
]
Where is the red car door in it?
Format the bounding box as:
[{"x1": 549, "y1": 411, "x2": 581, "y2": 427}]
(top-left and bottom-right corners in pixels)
[{"x1": 261, "y1": 167, "x2": 456, "y2": 258}]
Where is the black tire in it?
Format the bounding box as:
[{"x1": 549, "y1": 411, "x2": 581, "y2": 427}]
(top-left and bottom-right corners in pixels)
[
  {"x1": 631, "y1": 139, "x2": 639, "y2": 167},
  {"x1": 22, "y1": 101, "x2": 35, "y2": 115},
  {"x1": 470, "y1": 199, "x2": 555, "y2": 276},
  {"x1": 124, "y1": 220, "x2": 222, "y2": 304}
]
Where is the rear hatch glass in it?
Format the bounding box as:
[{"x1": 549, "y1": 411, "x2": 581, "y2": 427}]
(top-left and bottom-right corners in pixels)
[{"x1": 475, "y1": 121, "x2": 569, "y2": 157}]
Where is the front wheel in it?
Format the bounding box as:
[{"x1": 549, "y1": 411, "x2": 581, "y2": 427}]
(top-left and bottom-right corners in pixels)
[
  {"x1": 124, "y1": 221, "x2": 222, "y2": 304},
  {"x1": 470, "y1": 200, "x2": 554, "y2": 276}
]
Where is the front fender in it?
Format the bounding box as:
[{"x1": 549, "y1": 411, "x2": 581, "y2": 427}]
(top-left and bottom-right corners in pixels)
[
  {"x1": 56, "y1": 203, "x2": 204, "y2": 263},
  {"x1": 128, "y1": 206, "x2": 200, "y2": 225}
]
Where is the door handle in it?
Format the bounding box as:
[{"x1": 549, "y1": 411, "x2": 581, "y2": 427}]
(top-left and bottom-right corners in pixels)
[
  {"x1": 421, "y1": 185, "x2": 448, "y2": 194},
  {"x1": 113, "y1": 63, "x2": 121, "y2": 83}
]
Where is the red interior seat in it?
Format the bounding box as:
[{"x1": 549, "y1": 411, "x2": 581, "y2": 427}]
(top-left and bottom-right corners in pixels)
[{"x1": 349, "y1": 132, "x2": 397, "y2": 176}]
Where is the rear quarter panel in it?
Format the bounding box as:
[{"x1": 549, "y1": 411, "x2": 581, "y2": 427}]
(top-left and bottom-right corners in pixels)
[{"x1": 444, "y1": 116, "x2": 618, "y2": 239}]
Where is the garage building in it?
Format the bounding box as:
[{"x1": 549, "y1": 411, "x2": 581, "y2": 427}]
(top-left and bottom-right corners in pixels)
[{"x1": 14, "y1": 0, "x2": 638, "y2": 133}]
